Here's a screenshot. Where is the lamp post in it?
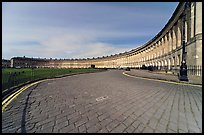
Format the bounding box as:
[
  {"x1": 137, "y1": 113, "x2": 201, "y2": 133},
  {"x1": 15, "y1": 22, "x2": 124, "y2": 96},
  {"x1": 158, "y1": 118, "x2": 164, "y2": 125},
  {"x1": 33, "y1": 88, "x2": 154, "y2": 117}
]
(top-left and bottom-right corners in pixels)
[{"x1": 179, "y1": 2, "x2": 189, "y2": 81}]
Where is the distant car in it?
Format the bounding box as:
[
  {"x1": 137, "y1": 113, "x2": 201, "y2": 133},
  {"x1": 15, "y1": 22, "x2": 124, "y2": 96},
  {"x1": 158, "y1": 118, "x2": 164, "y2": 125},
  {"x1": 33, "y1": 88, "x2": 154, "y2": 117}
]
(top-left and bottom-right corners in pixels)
[
  {"x1": 124, "y1": 67, "x2": 130, "y2": 71},
  {"x1": 15, "y1": 66, "x2": 21, "y2": 69},
  {"x1": 126, "y1": 67, "x2": 130, "y2": 71},
  {"x1": 117, "y1": 67, "x2": 123, "y2": 70}
]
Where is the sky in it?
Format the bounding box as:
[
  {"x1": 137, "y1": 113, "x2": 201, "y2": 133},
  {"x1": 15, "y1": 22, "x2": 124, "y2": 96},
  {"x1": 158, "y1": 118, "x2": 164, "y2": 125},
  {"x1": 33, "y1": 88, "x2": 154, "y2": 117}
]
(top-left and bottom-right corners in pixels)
[{"x1": 2, "y1": 2, "x2": 178, "y2": 59}]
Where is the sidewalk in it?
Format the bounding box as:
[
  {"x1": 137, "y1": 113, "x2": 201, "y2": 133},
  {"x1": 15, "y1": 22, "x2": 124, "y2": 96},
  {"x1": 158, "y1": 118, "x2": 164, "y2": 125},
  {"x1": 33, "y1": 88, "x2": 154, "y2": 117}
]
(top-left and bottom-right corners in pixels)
[{"x1": 125, "y1": 69, "x2": 202, "y2": 85}]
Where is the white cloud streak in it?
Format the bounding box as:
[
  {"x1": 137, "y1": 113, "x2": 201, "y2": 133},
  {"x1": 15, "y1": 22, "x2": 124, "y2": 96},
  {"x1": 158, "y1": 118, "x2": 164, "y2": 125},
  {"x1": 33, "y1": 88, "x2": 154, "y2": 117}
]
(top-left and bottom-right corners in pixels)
[{"x1": 2, "y1": 2, "x2": 178, "y2": 59}]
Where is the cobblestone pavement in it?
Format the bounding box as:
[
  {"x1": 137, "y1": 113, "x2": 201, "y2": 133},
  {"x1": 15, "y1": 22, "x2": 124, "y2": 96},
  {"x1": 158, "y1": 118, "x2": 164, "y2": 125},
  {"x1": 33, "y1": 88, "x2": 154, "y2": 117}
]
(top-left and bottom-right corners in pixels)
[{"x1": 2, "y1": 70, "x2": 202, "y2": 133}]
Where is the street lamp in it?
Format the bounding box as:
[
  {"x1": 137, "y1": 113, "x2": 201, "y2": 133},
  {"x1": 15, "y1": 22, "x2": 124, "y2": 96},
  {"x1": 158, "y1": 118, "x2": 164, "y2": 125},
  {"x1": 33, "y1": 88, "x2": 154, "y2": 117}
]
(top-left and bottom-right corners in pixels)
[{"x1": 179, "y1": 2, "x2": 189, "y2": 81}]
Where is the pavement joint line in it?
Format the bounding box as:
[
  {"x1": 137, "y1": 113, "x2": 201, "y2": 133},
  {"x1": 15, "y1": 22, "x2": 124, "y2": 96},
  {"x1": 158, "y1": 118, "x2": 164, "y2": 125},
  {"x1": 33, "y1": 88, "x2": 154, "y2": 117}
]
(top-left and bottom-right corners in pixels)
[
  {"x1": 2, "y1": 71, "x2": 103, "y2": 112},
  {"x1": 2, "y1": 79, "x2": 47, "y2": 112},
  {"x1": 122, "y1": 71, "x2": 202, "y2": 88},
  {"x1": 2, "y1": 77, "x2": 65, "y2": 112},
  {"x1": 2, "y1": 79, "x2": 46, "y2": 106}
]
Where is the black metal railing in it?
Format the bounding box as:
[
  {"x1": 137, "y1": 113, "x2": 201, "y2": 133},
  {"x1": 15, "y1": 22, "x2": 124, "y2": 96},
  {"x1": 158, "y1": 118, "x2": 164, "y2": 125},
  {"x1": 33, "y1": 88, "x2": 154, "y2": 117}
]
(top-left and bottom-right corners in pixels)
[
  {"x1": 187, "y1": 65, "x2": 202, "y2": 76},
  {"x1": 139, "y1": 65, "x2": 202, "y2": 76}
]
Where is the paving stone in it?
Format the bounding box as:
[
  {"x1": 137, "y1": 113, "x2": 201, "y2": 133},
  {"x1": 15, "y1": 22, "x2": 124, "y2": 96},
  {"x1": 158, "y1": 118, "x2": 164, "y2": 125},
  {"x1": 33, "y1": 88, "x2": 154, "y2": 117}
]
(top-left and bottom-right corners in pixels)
[
  {"x1": 143, "y1": 126, "x2": 154, "y2": 133},
  {"x1": 55, "y1": 121, "x2": 69, "y2": 130},
  {"x1": 59, "y1": 124, "x2": 75, "y2": 133},
  {"x1": 168, "y1": 121, "x2": 178, "y2": 132},
  {"x1": 137, "y1": 123, "x2": 145, "y2": 132},
  {"x1": 97, "y1": 127, "x2": 109, "y2": 133},
  {"x1": 124, "y1": 125, "x2": 135, "y2": 133},
  {"x1": 99, "y1": 118, "x2": 112, "y2": 127},
  {"x1": 167, "y1": 128, "x2": 177, "y2": 133},
  {"x1": 123, "y1": 116, "x2": 135, "y2": 127},
  {"x1": 156, "y1": 123, "x2": 166, "y2": 133},
  {"x1": 87, "y1": 123, "x2": 101, "y2": 133},
  {"x1": 74, "y1": 117, "x2": 88, "y2": 127},
  {"x1": 178, "y1": 129, "x2": 187, "y2": 133},
  {"x1": 159, "y1": 118, "x2": 168, "y2": 127},
  {"x1": 131, "y1": 120, "x2": 140, "y2": 128},
  {"x1": 85, "y1": 117, "x2": 100, "y2": 129},
  {"x1": 41, "y1": 121, "x2": 55, "y2": 130},
  {"x1": 78, "y1": 124, "x2": 86, "y2": 133},
  {"x1": 56, "y1": 116, "x2": 68, "y2": 125},
  {"x1": 68, "y1": 128, "x2": 79, "y2": 133},
  {"x1": 110, "y1": 123, "x2": 127, "y2": 133},
  {"x1": 2, "y1": 70, "x2": 202, "y2": 133},
  {"x1": 188, "y1": 125, "x2": 201, "y2": 133},
  {"x1": 106, "y1": 120, "x2": 120, "y2": 132},
  {"x1": 148, "y1": 118, "x2": 158, "y2": 129}
]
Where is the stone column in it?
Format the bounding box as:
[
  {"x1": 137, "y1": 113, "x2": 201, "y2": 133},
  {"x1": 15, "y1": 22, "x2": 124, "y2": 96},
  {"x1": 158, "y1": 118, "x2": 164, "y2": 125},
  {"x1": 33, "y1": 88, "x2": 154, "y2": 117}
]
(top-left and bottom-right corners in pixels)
[
  {"x1": 195, "y1": 2, "x2": 202, "y2": 66},
  {"x1": 184, "y1": 18, "x2": 188, "y2": 43},
  {"x1": 172, "y1": 27, "x2": 176, "y2": 50},
  {"x1": 177, "y1": 19, "x2": 182, "y2": 47},
  {"x1": 164, "y1": 35, "x2": 167, "y2": 54},
  {"x1": 174, "y1": 25, "x2": 178, "y2": 50},
  {"x1": 163, "y1": 37, "x2": 165, "y2": 55},
  {"x1": 160, "y1": 39, "x2": 163, "y2": 56},
  {"x1": 168, "y1": 31, "x2": 172, "y2": 52},
  {"x1": 166, "y1": 34, "x2": 169, "y2": 54},
  {"x1": 171, "y1": 30, "x2": 174, "y2": 51},
  {"x1": 195, "y1": 2, "x2": 202, "y2": 35},
  {"x1": 155, "y1": 42, "x2": 158, "y2": 58},
  {"x1": 190, "y1": 2, "x2": 195, "y2": 38}
]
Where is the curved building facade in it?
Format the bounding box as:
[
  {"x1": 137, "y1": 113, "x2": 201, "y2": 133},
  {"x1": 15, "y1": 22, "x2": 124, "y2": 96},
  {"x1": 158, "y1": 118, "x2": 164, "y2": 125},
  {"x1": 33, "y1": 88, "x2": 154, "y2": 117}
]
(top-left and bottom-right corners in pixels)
[{"x1": 11, "y1": 2, "x2": 202, "y2": 76}]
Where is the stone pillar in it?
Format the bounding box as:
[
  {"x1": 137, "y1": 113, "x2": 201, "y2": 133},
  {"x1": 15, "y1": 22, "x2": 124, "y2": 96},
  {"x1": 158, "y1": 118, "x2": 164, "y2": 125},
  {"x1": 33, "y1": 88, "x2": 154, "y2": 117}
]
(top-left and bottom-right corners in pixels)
[
  {"x1": 185, "y1": 19, "x2": 188, "y2": 43},
  {"x1": 172, "y1": 26, "x2": 177, "y2": 50},
  {"x1": 177, "y1": 19, "x2": 182, "y2": 47},
  {"x1": 171, "y1": 30, "x2": 174, "y2": 51},
  {"x1": 195, "y1": 2, "x2": 202, "y2": 66},
  {"x1": 168, "y1": 31, "x2": 172, "y2": 52},
  {"x1": 175, "y1": 25, "x2": 178, "y2": 49},
  {"x1": 162, "y1": 37, "x2": 165, "y2": 54},
  {"x1": 164, "y1": 35, "x2": 167, "y2": 54},
  {"x1": 160, "y1": 38, "x2": 163, "y2": 56},
  {"x1": 190, "y1": 2, "x2": 195, "y2": 38},
  {"x1": 166, "y1": 34, "x2": 169, "y2": 54},
  {"x1": 156, "y1": 42, "x2": 159, "y2": 57},
  {"x1": 195, "y1": 2, "x2": 202, "y2": 35}
]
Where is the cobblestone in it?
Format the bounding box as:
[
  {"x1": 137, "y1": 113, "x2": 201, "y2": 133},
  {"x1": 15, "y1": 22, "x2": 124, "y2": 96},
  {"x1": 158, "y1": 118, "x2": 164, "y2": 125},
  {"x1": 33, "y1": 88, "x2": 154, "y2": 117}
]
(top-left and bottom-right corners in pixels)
[{"x1": 2, "y1": 70, "x2": 202, "y2": 133}]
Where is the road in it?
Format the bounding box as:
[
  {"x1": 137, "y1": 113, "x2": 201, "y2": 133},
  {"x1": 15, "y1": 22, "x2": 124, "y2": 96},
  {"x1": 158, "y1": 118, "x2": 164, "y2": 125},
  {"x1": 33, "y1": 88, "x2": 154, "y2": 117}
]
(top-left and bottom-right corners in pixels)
[{"x1": 2, "y1": 70, "x2": 202, "y2": 133}]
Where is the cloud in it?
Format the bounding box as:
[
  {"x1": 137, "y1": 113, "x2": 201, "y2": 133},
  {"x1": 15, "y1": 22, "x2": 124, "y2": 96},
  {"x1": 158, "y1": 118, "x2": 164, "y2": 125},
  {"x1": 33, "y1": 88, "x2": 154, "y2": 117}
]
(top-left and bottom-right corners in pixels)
[
  {"x1": 2, "y1": 2, "x2": 178, "y2": 59},
  {"x1": 36, "y1": 33, "x2": 132, "y2": 58},
  {"x1": 3, "y1": 26, "x2": 142, "y2": 59}
]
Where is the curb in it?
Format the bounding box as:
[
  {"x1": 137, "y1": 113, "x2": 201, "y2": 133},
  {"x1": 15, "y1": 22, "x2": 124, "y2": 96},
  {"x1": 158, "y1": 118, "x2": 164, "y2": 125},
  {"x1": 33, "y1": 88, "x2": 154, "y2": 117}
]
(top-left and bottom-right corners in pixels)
[
  {"x1": 2, "y1": 69, "x2": 106, "y2": 101},
  {"x1": 2, "y1": 69, "x2": 107, "y2": 112},
  {"x1": 124, "y1": 72, "x2": 202, "y2": 87}
]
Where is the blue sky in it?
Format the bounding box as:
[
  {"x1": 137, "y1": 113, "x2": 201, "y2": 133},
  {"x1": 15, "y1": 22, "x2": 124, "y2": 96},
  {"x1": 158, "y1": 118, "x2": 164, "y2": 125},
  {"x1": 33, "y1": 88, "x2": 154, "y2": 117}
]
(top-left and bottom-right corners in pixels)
[{"x1": 2, "y1": 2, "x2": 178, "y2": 59}]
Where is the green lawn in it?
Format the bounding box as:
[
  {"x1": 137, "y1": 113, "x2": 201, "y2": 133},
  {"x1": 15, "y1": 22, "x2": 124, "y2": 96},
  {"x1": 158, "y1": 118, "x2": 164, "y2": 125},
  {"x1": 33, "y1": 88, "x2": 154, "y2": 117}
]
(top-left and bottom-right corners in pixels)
[{"x1": 2, "y1": 68, "x2": 99, "y2": 91}]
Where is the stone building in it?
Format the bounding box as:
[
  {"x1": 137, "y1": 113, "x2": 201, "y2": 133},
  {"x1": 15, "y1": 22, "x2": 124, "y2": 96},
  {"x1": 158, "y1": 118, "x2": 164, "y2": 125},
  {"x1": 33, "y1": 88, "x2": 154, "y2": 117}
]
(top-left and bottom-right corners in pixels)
[
  {"x1": 2, "y1": 59, "x2": 11, "y2": 68},
  {"x1": 10, "y1": 57, "x2": 48, "y2": 68}
]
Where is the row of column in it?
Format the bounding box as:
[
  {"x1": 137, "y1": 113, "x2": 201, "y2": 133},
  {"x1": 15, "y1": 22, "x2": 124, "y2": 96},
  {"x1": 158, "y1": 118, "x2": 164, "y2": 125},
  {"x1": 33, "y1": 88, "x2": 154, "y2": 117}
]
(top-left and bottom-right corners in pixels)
[{"x1": 92, "y1": 2, "x2": 200, "y2": 69}]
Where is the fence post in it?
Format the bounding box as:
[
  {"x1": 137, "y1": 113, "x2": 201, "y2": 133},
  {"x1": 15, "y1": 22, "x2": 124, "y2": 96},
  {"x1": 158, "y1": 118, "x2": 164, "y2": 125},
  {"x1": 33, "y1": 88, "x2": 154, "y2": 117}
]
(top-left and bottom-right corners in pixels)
[
  {"x1": 14, "y1": 73, "x2": 15, "y2": 87},
  {"x1": 8, "y1": 73, "x2": 11, "y2": 91},
  {"x1": 190, "y1": 65, "x2": 192, "y2": 75},
  {"x1": 199, "y1": 65, "x2": 200, "y2": 76},
  {"x1": 195, "y1": 65, "x2": 197, "y2": 76},
  {"x1": 198, "y1": 65, "x2": 200, "y2": 76},
  {"x1": 32, "y1": 68, "x2": 35, "y2": 80}
]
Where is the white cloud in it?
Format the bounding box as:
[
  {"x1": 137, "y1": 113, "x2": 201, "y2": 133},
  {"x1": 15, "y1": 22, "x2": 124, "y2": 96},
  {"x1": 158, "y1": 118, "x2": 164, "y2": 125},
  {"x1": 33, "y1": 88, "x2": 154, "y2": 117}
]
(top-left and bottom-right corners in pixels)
[
  {"x1": 3, "y1": 27, "x2": 138, "y2": 59},
  {"x1": 37, "y1": 33, "x2": 132, "y2": 58},
  {"x1": 2, "y1": 2, "x2": 178, "y2": 59}
]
